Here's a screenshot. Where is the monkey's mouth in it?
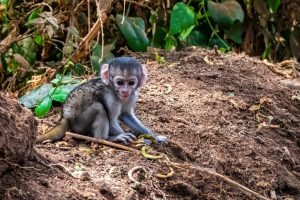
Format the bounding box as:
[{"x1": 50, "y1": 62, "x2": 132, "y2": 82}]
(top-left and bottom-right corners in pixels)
[{"x1": 119, "y1": 94, "x2": 129, "y2": 101}]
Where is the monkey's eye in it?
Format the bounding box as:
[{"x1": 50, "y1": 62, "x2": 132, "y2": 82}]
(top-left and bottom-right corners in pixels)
[
  {"x1": 116, "y1": 80, "x2": 125, "y2": 86},
  {"x1": 128, "y1": 81, "x2": 136, "y2": 86}
]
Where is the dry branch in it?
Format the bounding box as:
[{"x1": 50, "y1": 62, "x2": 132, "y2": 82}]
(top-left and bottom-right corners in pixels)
[
  {"x1": 66, "y1": 131, "x2": 139, "y2": 153},
  {"x1": 72, "y1": 12, "x2": 108, "y2": 61}
]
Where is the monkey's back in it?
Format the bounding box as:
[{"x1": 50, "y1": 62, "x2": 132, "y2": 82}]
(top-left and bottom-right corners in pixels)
[{"x1": 62, "y1": 78, "x2": 112, "y2": 119}]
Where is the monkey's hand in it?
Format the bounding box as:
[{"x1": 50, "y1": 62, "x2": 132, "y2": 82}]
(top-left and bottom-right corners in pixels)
[
  {"x1": 110, "y1": 133, "x2": 137, "y2": 144},
  {"x1": 144, "y1": 135, "x2": 168, "y2": 145},
  {"x1": 156, "y1": 135, "x2": 168, "y2": 143}
]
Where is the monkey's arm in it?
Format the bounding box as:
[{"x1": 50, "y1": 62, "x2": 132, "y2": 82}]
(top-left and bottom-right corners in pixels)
[
  {"x1": 108, "y1": 120, "x2": 136, "y2": 144},
  {"x1": 120, "y1": 112, "x2": 167, "y2": 143},
  {"x1": 35, "y1": 119, "x2": 69, "y2": 143}
]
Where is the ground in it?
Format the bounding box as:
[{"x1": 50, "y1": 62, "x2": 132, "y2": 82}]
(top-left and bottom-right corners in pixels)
[{"x1": 1, "y1": 47, "x2": 300, "y2": 200}]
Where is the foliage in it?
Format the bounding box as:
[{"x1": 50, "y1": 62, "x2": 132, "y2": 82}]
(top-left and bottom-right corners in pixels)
[
  {"x1": 19, "y1": 73, "x2": 80, "y2": 117},
  {"x1": 116, "y1": 14, "x2": 149, "y2": 52},
  {"x1": 0, "y1": 0, "x2": 299, "y2": 117}
]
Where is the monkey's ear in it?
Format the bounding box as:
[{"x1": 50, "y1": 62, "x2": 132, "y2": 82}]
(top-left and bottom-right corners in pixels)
[
  {"x1": 101, "y1": 64, "x2": 110, "y2": 85},
  {"x1": 140, "y1": 65, "x2": 148, "y2": 87}
]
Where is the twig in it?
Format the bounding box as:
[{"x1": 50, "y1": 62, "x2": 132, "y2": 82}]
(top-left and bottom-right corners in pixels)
[
  {"x1": 72, "y1": 11, "x2": 107, "y2": 61},
  {"x1": 169, "y1": 161, "x2": 270, "y2": 200},
  {"x1": 66, "y1": 131, "x2": 139, "y2": 153}
]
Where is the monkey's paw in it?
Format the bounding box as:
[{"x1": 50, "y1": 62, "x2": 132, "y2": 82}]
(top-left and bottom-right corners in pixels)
[{"x1": 112, "y1": 133, "x2": 137, "y2": 144}]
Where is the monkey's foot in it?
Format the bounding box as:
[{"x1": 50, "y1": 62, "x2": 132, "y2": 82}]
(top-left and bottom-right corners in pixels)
[{"x1": 110, "y1": 133, "x2": 137, "y2": 144}]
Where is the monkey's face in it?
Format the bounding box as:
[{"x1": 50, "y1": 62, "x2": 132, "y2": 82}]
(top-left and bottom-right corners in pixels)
[{"x1": 113, "y1": 76, "x2": 138, "y2": 101}]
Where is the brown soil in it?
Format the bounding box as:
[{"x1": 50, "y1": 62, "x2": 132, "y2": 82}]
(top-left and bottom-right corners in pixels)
[
  {"x1": 1, "y1": 47, "x2": 300, "y2": 200},
  {"x1": 0, "y1": 93, "x2": 37, "y2": 176}
]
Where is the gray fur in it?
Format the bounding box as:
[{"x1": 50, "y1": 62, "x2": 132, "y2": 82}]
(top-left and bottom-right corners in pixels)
[{"x1": 62, "y1": 57, "x2": 167, "y2": 144}]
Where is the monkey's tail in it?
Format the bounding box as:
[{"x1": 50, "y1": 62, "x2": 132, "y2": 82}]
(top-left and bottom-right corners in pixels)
[{"x1": 36, "y1": 119, "x2": 69, "y2": 143}]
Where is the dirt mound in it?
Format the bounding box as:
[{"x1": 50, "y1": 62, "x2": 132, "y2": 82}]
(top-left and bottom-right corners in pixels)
[
  {"x1": 0, "y1": 93, "x2": 37, "y2": 176},
  {"x1": 1, "y1": 47, "x2": 300, "y2": 199}
]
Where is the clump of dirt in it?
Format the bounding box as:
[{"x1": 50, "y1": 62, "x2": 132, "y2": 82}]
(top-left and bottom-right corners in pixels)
[
  {"x1": 1, "y1": 47, "x2": 300, "y2": 200},
  {"x1": 0, "y1": 93, "x2": 38, "y2": 176}
]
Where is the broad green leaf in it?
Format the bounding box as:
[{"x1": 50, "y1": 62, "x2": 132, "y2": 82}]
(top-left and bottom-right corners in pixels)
[
  {"x1": 26, "y1": 9, "x2": 41, "y2": 26},
  {"x1": 35, "y1": 97, "x2": 52, "y2": 117},
  {"x1": 116, "y1": 14, "x2": 149, "y2": 52},
  {"x1": 51, "y1": 92, "x2": 68, "y2": 102},
  {"x1": 164, "y1": 34, "x2": 177, "y2": 51},
  {"x1": 186, "y1": 30, "x2": 208, "y2": 47},
  {"x1": 151, "y1": 26, "x2": 167, "y2": 48},
  {"x1": 169, "y1": 2, "x2": 197, "y2": 38},
  {"x1": 34, "y1": 35, "x2": 44, "y2": 46},
  {"x1": 72, "y1": 63, "x2": 86, "y2": 76},
  {"x1": 225, "y1": 22, "x2": 242, "y2": 44},
  {"x1": 266, "y1": 0, "x2": 280, "y2": 13},
  {"x1": 91, "y1": 43, "x2": 115, "y2": 72},
  {"x1": 179, "y1": 25, "x2": 195, "y2": 40},
  {"x1": 207, "y1": 0, "x2": 244, "y2": 29},
  {"x1": 19, "y1": 83, "x2": 53, "y2": 108},
  {"x1": 92, "y1": 43, "x2": 102, "y2": 56}
]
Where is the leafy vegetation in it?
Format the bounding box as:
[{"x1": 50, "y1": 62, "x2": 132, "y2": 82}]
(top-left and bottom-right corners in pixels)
[{"x1": 0, "y1": 0, "x2": 299, "y2": 117}]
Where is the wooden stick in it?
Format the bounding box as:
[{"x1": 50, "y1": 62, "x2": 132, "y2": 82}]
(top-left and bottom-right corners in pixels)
[{"x1": 65, "y1": 131, "x2": 138, "y2": 153}]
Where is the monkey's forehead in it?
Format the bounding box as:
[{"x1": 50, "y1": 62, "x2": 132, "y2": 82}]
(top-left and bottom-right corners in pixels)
[{"x1": 109, "y1": 67, "x2": 141, "y2": 77}]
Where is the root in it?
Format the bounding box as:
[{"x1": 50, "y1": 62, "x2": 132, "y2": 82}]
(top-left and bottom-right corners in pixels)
[
  {"x1": 32, "y1": 149, "x2": 79, "y2": 179},
  {"x1": 168, "y1": 161, "x2": 270, "y2": 200},
  {"x1": 128, "y1": 166, "x2": 147, "y2": 185}
]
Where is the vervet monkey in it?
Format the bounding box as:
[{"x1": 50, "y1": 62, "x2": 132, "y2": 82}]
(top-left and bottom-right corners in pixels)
[{"x1": 36, "y1": 57, "x2": 167, "y2": 144}]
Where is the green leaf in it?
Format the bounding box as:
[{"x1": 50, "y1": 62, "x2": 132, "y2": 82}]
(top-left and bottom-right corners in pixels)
[
  {"x1": 169, "y1": 2, "x2": 197, "y2": 38},
  {"x1": 151, "y1": 26, "x2": 167, "y2": 48},
  {"x1": 19, "y1": 83, "x2": 53, "y2": 108},
  {"x1": 51, "y1": 92, "x2": 68, "y2": 102},
  {"x1": 26, "y1": 9, "x2": 41, "y2": 26},
  {"x1": 34, "y1": 35, "x2": 44, "y2": 46},
  {"x1": 35, "y1": 97, "x2": 52, "y2": 118},
  {"x1": 186, "y1": 30, "x2": 208, "y2": 47},
  {"x1": 207, "y1": 0, "x2": 244, "y2": 29},
  {"x1": 51, "y1": 74, "x2": 80, "y2": 85},
  {"x1": 116, "y1": 14, "x2": 149, "y2": 52},
  {"x1": 164, "y1": 34, "x2": 177, "y2": 51},
  {"x1": 91, "y1": 43, "x2": 115, "y2": 72},
  {"x1": 266, "y1": 0, "x2": 280, "y2": 13},
  {"x1": 225, "y1": 22, "x2": 242, "y2": 44},
  {"x1": 72, "y1": 63, "x2": 86, "y2": 76}
]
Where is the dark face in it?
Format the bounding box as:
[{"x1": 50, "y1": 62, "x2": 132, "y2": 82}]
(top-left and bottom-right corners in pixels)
[{"x1": 112, "y1": 75, "x2": 138, "y2": 101}]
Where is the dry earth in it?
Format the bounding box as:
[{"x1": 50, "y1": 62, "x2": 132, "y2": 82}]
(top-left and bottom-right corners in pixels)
[{"x1": 1, "y1": 47, "x2": 300, "y2": 200}]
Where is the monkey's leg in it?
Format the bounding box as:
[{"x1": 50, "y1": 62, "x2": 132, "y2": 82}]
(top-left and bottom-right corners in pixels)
[{"x1": 69, "y1": 102, "x2": 109, "y2": 139}]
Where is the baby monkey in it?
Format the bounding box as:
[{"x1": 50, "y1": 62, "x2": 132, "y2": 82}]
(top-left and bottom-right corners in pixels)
[{"x1": 36, "y1": 57, "x2": 167, "y2": 144}]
